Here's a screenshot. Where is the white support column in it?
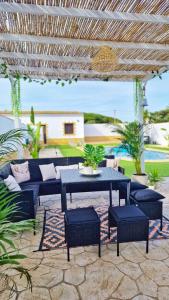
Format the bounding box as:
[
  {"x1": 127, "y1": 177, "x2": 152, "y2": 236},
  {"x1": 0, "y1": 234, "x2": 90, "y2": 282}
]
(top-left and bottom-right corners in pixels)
[{"x1": 137, "y1": 82, "x2": 145, "y2": 173}]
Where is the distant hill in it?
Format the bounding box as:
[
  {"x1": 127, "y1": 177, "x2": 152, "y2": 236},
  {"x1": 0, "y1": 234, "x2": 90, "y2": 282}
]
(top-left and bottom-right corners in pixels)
[
  {"x1": 148, "y1": 107, "x2": 169, "y2": 123},
  {"x1": 84, "y1": 112, "x2": 122, "y2": 124}
]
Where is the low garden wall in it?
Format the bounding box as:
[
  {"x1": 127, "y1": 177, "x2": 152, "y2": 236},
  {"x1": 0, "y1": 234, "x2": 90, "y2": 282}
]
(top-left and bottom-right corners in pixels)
[
  {"x1": 84, "y1": 123, "x2": 121, "y2": 143},
  {"x1": 147, "y1": 122, "x2": 169, "y2": 146}
]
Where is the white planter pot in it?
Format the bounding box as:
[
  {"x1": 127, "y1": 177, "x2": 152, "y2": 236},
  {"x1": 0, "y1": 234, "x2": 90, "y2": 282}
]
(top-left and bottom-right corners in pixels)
[
  {"x1": 83, "y1": 166, "x2": 94, "y2": 175},
  {"x1": 132, "y1": 174, "x2": 148, "y2": 185},
  {"x1": 149, "y1": 185, "x2": 155, "y2": 190}
]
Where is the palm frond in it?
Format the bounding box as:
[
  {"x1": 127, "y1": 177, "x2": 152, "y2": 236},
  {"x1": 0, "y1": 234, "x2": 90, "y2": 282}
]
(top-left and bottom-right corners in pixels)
[{"x1": 0, "y1": 129, "x2": 24, "y2": 160}]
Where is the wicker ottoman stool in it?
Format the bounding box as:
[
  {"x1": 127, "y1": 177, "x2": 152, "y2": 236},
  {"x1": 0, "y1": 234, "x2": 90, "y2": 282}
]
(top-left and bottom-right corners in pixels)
[
  {"x1": 64, "y1": 207, "x2": 101, "y2": 261},
  {"x1": 108, "y1": 205, "x2": 149, "y2": 256},
  {"x1": 130, "y1": 189, "x2": 164, "y2": 231}
]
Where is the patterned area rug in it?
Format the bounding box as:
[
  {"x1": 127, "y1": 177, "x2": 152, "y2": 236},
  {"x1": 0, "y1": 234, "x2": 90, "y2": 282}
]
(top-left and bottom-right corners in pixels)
[{"x1": 39, "y1": 205, "x2": 169, "y2": 251}]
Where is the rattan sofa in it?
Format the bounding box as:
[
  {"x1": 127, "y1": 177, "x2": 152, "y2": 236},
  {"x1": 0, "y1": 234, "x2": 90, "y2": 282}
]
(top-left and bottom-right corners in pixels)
[{"x1": 0, "y1": 155, "x2": 124, "y2": 222}]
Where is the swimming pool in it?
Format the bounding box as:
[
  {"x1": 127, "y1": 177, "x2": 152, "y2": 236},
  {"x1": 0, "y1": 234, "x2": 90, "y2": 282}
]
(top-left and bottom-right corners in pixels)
[{"x1": 105, "y1": 146, "x2": 169, "y2": 161}]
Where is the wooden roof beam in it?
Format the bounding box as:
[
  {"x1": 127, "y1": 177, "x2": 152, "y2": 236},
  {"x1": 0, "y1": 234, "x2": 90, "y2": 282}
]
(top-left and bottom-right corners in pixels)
[
  {"x1": 142, "y1": 66, "x2": 169, "y2": 82},
  {"x1": 1, "y1": 33, "x2": 169, "y2": 51},
  {"x1": 0, "y1": 51, "x2": 168, "y2": 67},
  {"x1": 0, "y1": 73, "x2": 135, "y2": 82},
  {"x1": 1, "y1": 3, "x2": 169, "y2": 25},
  {"x1": 7, "y1": 65, "x2": 148, "y2": 77}
]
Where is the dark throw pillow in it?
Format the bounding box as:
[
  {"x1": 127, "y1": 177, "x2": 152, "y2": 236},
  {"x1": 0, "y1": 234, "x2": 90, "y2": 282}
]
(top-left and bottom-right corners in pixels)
[{"x1": 131, "y1": 189, "x2": 165, "y2": 202}]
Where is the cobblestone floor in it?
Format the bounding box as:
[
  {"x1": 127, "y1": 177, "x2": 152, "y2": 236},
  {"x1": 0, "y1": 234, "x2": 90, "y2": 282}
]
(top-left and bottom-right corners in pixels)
[{"x1": 1, "y1": 179, "x2": 169, "y2": 300}]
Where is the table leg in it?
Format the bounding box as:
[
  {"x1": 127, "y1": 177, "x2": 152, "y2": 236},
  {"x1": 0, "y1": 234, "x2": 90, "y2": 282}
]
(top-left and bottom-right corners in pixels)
[
  {"x1": 126, "y1": 181, "x2": 131, "y2": 205},
  {"x1": 109, "y1": 182, "x2": 112, "y2": 207},
  {"x1": 61, "y1": 184, "x2": 67, "y2": 212}
]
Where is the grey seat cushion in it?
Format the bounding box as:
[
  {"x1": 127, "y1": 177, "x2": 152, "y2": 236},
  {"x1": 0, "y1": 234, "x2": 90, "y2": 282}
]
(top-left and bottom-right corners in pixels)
[
  {"x1": 39, "y1": 179, "x2": 61, "y2": 195},
  {"x1": 130, "y1": 189, "x2": 165, "y2": 202},
  {"x1": 109, "y1": 205, "x2": 147, "y2": 222},
  {"x1": 20, "y1": 179, "x2": 61, "y2": 196}
]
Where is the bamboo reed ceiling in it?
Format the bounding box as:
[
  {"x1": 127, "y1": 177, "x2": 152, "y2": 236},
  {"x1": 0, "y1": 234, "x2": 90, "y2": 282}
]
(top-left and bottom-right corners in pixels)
[{"x1": 0, "y1": 0, "x2": 169, "y2": 81}]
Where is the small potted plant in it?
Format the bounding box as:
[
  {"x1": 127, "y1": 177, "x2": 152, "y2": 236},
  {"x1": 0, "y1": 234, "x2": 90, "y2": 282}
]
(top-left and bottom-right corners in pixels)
[
  {"x1": 116, "y1": 121, "x2": 148, "y2": 184},
  {"x1": 83, "y1": 144, "x2": 105, "y2": 175},
  {"x1": 148, "y1": 169, "x2": 162, "y2": 190}
]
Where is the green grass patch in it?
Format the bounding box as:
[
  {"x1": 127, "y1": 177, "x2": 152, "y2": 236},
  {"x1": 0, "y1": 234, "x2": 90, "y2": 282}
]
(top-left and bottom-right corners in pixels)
[
  {"x1": 145, "y1": 144, "x2": 169, "y2": 153},
  {"x1": 45, "y1": 144, "x2": 169, "y2": 177},
  {"x1": 45, "y1": 144, "x2": 57, "y2": 149},
  {"x1": 56, "y1": 145, "x2": 83, "y2": 157},
  {"x1": 120, "y1": 160, "x2": 169, "y2": 178},
  {"x1": 94, "y1": 143, "x2": 119, "y2": 147}
]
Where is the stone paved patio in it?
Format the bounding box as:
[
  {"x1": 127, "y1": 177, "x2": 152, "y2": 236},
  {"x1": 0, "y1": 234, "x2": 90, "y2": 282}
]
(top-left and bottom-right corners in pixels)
[{"x1": 1, "y1": 179, "x2": 169, "y2": 300}]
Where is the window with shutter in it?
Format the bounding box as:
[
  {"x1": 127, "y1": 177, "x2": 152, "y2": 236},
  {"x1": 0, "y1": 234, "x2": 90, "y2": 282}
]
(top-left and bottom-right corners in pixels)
[{"x1": 64, "y1": 123, "x2": 74, "y2": 134}]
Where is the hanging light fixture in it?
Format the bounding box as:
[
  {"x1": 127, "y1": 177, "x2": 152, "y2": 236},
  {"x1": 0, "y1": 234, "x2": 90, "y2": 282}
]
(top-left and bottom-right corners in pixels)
[{"x1": 91, "y1": 46, "x2": 118, "y2": 73}]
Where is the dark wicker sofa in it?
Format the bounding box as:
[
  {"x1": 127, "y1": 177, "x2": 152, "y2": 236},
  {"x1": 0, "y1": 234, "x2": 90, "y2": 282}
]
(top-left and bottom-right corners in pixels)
[{"x1": 0, "y1": 155, "x2": 124, "y2": 221}]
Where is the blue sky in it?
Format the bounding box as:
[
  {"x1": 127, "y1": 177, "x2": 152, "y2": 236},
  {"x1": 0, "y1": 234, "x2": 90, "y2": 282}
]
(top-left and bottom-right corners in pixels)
[{"x1": 0, "y1": 72, "x2": 168, "y2": 122}]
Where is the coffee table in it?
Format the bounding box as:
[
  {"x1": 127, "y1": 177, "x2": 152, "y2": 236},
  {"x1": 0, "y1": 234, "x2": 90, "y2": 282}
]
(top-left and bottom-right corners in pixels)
[{"x1": 60, "y1": 167, "x2": 131, "y2": 212}]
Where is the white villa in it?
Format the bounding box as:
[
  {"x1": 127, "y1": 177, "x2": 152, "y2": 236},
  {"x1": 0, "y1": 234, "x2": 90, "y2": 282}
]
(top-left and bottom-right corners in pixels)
[
  {"x1": 0, "y1": 111, "x2": 84, "y2": 145},
  {"x1": 0, "y1": 111, "x2": 122, "y2": 145},
  {"x1": 1, "y1": 111, "x2": 169, "y2": 146}
]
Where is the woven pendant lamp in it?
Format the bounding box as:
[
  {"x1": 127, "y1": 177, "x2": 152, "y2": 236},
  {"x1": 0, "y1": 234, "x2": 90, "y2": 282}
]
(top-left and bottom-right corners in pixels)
[{"x1": 92, "y1": 46, "x2": 118, "y2": 72}]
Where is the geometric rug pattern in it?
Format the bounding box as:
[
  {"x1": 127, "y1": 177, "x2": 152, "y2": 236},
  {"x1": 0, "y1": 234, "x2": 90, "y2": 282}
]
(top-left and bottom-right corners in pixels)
[{"x1": 39, "y1": 205, "x2": 169, "y2": 251}]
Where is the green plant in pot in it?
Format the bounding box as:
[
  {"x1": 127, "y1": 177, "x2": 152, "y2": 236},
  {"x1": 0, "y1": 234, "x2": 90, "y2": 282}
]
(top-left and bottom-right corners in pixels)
[
  {"x1": 148, "y1": 169, "x2": 162, "y2": 189},
  {"x1": 83, "y1": 144, "x2": 105, "y2": 174},
  {"x1": 116, "y1": 121, "x2": 148, "y2": 184}
]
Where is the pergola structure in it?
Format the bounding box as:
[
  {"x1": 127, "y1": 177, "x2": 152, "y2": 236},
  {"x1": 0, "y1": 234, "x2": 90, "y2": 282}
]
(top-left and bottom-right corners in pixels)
[
  {"x1": 0, "y1": 0, "x2": 169, "y2": 169},
  {"x1": 0, "y1": 0, "x2": 169, "y2": 82}
]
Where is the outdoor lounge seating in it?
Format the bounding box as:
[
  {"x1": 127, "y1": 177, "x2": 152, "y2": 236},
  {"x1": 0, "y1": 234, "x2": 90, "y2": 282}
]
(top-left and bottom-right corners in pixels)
[
  {"x1": 118, "y1": 181, "x2": 148, "y2": 205},
  {"x1": 119, "y1": 182, "x2": 164, "y2": 229},
  {"x1": 64, "y1": 206, "x2": 101, "y2": 261},
  {"x1": 108, "y1": 205, "x2": 149, "y2": 256},
  {"x1": 130, "y1": 189, "x2": 165, "y2": 230},
  {"x1": 0, "y1": 156, "x2": 125, "y2": 221}
]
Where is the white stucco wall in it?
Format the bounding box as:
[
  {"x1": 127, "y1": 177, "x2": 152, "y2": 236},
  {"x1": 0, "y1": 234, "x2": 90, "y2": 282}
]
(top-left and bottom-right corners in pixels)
[
  {"x1": 20, "y1": 113, "x2": 84, "y2": 141},
  {"x1": 0, "y1": 115, "x2": 15, "y2": 134},
  {"x1": 147, "y1": 122, "x2": 169, "y2": 146},
  {"x1": 84, "y1": 123, "x2": 119, "y2": 137}
]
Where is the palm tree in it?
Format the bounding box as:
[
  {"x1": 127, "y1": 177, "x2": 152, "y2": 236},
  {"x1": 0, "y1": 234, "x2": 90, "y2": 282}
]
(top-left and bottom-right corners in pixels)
[
  {"x1": 116, "y1": 121, "x2": 144, "y2": 175},
  {"x1": 26, "y1": 107, "x2": 42, "y2": 158},
  {"x1": 0, "y1": 129, "x2": 24, "y2": 163},
  {"x1": 143, "y1": 109, "x2": 150, "y2": 124}
]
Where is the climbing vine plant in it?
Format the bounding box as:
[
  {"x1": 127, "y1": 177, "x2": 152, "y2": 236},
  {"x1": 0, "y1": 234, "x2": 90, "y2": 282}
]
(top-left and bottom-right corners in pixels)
[
  {"x1": 0, "y1": 62, "x2": 79, "y2": 86},
  {"x1": 0, "y1": 62, "x2": 79, "y2": 118},
  {"x1": 134, "y1": 78, "x2": 144, "y2": 115}
]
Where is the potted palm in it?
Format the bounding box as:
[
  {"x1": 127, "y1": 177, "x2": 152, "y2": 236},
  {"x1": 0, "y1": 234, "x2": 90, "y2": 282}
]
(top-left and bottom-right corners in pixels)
[
  {"x1": 148, "y1": 169, "x2": 162, "y2": 190},
  {"x1": 83, "y1": 144, "x2": 105, "y2": 175},
  {"x1": 116, "y1": 121, "x2": 148, "y2": 184}
]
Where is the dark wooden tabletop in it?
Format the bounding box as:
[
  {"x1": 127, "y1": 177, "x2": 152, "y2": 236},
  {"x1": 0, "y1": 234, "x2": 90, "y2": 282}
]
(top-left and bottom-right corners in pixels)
[{"x1": 60, "y1": 167, "x2": 130, "y2": 185}]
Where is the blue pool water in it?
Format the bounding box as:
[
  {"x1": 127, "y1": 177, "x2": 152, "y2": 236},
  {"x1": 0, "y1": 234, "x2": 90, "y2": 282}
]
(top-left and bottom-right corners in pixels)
[{"x1": 105, "y1": 146, "x2": 169, "y2": 160}]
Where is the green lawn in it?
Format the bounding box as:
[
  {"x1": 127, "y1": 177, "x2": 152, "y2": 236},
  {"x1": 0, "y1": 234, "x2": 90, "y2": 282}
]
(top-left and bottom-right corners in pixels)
[
  {"x1": 55, "y1": 145, "x2": 83, "y2": 157},
  {"x1": 45, "y1": 144, "x2": 169, "y2": 177},
  {"x1": 145, "y1": 144, "x2": 169, "y2": 153},
  {"x1": 120, "y1": 160, "x2": 169, "y2": 177}
]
